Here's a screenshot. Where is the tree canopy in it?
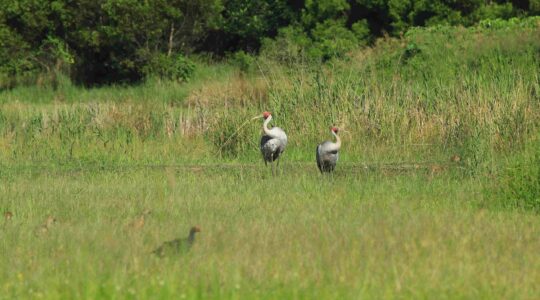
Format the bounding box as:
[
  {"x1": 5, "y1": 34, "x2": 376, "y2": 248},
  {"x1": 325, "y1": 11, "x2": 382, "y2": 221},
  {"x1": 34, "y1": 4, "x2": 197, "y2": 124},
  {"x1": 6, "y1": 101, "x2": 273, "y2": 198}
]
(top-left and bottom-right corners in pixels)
[{"x1": 0, "y1": 0, "x2": 538, "y2": 87}]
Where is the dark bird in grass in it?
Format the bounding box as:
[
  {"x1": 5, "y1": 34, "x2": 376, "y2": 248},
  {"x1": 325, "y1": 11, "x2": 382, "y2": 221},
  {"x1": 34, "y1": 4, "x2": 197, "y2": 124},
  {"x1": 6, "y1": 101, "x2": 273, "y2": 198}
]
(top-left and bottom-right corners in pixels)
[
  {"x1": 260, "y1": 111, "x2": 287, "y2": 175},
  {"x1": 316, "y1": 127, "x2": 342, "y2": 173},
  {"x1": 152, "y1": 226, "x2": 201, "y2": 257}
]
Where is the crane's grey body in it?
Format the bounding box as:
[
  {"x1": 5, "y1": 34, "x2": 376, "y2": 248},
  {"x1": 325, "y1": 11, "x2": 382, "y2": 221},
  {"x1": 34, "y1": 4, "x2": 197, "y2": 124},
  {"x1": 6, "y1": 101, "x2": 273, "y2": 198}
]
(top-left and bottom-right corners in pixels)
[
  {"x1": 260, "y1": 113, "x2": 287, "y2": 173},
  {"x1": 316, "y1": 128, "x2": 341, "y2": 173},
  {"x1": 316, "y1": 141, "x2": 339, "y2": 172},
  {"x1": 260, "y1": 128, "x2": 287, "y2": 165}
]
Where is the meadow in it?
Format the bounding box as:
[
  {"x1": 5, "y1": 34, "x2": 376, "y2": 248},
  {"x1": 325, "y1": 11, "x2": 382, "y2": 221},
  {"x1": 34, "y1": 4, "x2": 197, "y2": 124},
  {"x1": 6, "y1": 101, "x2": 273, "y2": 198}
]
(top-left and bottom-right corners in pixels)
[
  {"x1": 2, "y1": 166, "x2": 540, "y2": 299},
  {"x1": 1, "y1": 19, "x2": 540, "y2": 299}
]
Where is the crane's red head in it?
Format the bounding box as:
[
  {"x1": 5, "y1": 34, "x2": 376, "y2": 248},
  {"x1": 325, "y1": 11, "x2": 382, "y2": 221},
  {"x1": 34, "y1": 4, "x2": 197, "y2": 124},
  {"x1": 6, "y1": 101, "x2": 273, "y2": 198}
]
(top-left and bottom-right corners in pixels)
[
  {"x1": 262, "y1": 111, "x2": 271, "y2": 119},
  {"x1": 190, "y1": 226, "x2": 201, "y2": 233},
  {"x1": 331, "y1": 127, "x2": 339, "y2": 133}
]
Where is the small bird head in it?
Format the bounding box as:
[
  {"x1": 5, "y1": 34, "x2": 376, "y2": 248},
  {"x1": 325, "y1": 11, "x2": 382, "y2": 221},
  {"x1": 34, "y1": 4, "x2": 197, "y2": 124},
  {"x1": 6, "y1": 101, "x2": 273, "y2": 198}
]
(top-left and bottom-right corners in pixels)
[
  {"x1": 262, "y1": 111, "x2": 272, "y2": 119},
  {"x1": 450, "y1": 154, "x2": 461, "y2": 163},
  {"x1": 4, "y1": 211, "x2": 13, "y2": 220},
  {"x1": 190, "y1": 226, "x2": 201, "y2": 234},
  {"x1": 46, "y1": 215, "x2": 56, "y2": 226},
  {"x1": 331, "y1": 127, "x2": 339, "y2": 134}
]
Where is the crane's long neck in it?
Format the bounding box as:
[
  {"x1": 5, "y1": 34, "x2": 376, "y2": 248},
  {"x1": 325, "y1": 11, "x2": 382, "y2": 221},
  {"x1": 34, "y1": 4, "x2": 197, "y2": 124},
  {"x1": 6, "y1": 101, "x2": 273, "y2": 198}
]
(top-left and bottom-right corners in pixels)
[
  {"x1": 263, "y1": 116, "x2": 275, "y2": 137},
  {"x1": 329, "y1": 131, "x2": 341, "y2": 151}
]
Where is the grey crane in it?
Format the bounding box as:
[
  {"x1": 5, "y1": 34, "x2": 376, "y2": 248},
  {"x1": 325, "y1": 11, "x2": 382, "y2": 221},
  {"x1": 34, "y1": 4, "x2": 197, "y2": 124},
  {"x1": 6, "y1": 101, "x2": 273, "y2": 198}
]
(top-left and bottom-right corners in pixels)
[
  {"x1": 260, "y1": 111, "x2": 287, "y2": 174},
  {"x1": 316, "y1": 127, "x2": 341, "y2": 173},
  {"x1": 152, "y1": 226, "x2": 200, "y2": 257}
]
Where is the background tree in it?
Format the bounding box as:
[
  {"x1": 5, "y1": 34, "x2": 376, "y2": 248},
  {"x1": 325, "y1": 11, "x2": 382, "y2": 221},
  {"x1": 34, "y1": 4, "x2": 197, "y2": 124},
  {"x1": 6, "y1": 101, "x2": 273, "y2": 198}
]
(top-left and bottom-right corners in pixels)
[{"x1": 0, "y1": 0, "x2": 537, "y2": 88}]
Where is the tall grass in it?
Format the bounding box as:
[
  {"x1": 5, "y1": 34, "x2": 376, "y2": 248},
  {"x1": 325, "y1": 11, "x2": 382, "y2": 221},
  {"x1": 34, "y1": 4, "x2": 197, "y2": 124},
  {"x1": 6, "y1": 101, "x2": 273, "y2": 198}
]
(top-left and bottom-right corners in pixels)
[
  {"x1": 212, "y1": 20, "x2": 539, "y2": 166},
  {"x1": 486, "y1": 134, "x2": 540, "y2": 212},
  {"x1": 0, "y1": 20, "x2": 537, "y2": 169}
]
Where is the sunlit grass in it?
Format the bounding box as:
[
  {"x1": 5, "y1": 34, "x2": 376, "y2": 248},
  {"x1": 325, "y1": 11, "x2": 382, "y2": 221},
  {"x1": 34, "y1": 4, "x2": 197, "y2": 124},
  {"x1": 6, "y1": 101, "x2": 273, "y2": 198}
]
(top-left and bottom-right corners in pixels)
[{"x1": 1, "y1": 167, "x2": 539, "y2": 299}]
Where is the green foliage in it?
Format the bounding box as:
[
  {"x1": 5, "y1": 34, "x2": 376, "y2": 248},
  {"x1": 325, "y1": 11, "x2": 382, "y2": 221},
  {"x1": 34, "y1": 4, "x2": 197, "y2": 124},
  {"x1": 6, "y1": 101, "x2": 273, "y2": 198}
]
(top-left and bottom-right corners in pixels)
[
  {"x1": 259, "y1": 26, "x2": 313, "y2": 65},
  {"x1": 310, "y1": 19, "x2": 359, "y2": 60},
  {"x1": 0, "y1": 0, "x2": 538, "y2": 86},
  {"x1": 218, "y1": 0, "x2": 295, "y2": 51},
  {"x1": 479, "y1": 16, "x2": 540, "y2": 29},
  {"x1": 302, "y1": 0, "x2": 350, "y2": 28},
  {"x1": 473, "y1": 2, "x2": 520, "y2": 21},
  {"x1": 0, "y1": 0, "x2": 221, "y2": 86},
  {"x1": 261, "y1": 18, "x2": 369, "y2": 63},
  {"x1": 351, "y1": 19, "x2": 371, "y2": 44},
  {"x1": 72, "y1": 0, "x2": 220, "y2": 84},
  {"x1": 0, "y1": 0, "x2": 74, "y2": 88},
  {"x1": 142, "y1": 53, "x2": 196, "y2": 82},
  {"x1": 401, "y1": 41, "x2": 421, "y2": 62},
  {"x1": 229, "y1": 51, "x2": 256, "y2": 73},
  {"x1": 0, "y1": 25, "x2": 36, "y2": 88}
]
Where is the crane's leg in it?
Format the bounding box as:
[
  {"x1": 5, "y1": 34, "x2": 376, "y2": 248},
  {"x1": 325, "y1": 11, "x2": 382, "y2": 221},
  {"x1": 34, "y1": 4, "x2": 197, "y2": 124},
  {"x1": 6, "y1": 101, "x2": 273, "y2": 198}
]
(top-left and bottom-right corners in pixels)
[
  {"x1": 271, "y1": 153, "x2": 275, "y2": 176},
  {"x1": 276, "y1": 157, "x2": 281, "y2": 175}
]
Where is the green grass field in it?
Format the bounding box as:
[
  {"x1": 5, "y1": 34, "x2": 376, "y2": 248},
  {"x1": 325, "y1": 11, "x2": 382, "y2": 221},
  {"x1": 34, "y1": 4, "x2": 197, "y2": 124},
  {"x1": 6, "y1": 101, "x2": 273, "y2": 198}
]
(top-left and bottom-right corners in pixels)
[
  {"x1": 1, "y1": 19, "x2": 540, "y2": 299},
  {"x1": 2, "y1": 166, "x2": 539, "y2": 299}
]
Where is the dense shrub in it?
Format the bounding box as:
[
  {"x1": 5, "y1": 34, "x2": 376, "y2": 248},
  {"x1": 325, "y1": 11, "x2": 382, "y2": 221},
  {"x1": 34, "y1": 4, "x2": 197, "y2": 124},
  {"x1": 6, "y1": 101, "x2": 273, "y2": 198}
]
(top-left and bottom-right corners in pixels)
[
  {"x1": 229, "y1": 51, "x2": 256, "y2": 73},
  {"x1": 0, "y1": 30, "x2": 74, "y2": 89},
  {"x1": 310, "y1": 19, "x2": 361, "y2": 60},
  {"x1": 261, "y1": 19, "x2": 370, "y2": 63},
  {"x1": 351, "y1": 19, "x2": 371, "y2": 44},
  {"x1": 259, "y1": 26, "x2": 313, "y2": 65},
  {"x1": 142, "y1": 53, "x2": 196, "y2": 82}
]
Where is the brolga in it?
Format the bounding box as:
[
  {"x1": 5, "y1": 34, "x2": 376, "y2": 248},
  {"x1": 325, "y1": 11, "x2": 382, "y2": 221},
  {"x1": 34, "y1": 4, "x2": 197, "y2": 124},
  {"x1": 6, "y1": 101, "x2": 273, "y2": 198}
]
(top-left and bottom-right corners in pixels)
[
  {"x1": 260, "y1": 111, "x2": 287, "y2": 175},
  {"x1": 316, "y1": 127, "x2": 341, "y2": 173}
]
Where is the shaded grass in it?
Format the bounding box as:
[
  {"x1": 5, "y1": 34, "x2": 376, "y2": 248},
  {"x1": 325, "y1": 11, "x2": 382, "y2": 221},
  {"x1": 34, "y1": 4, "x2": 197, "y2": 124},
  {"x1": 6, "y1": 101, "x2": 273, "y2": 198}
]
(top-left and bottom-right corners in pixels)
[{"x1": 0, "y1": 62, "x2": 235, "y2": 104}]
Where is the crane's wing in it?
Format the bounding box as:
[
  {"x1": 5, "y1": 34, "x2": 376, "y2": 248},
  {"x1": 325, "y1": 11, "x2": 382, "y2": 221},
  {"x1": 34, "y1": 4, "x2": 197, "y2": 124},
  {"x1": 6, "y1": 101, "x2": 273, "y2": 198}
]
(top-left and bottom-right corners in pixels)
[
  {"x1": 316, "y1": 144, "x2": 323, "y2": 173},
  {"x1": 260, "y1": 135, "x2": 272, "y2": 150},
  {"x1": 261, "y1": 135, "x2": 283, "y2": 164},
  {"x1": 260, "y1": 135, "x2": 272, "y2": 165}
]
